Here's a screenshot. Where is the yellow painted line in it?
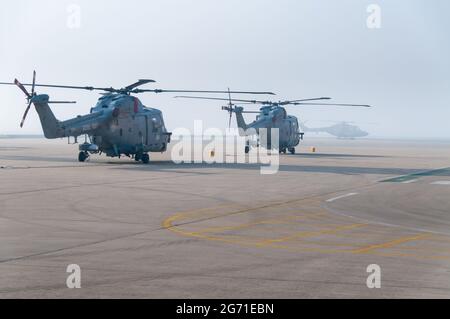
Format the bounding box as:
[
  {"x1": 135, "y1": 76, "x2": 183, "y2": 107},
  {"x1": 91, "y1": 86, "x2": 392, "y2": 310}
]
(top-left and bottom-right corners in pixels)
[
  {"x1": 351, "y1": 233, "x2": 432, "y2": 254},
  {"x1": 194, "y1": 212, "x2": 327, "y2": 234},
  {"x1": 175, "y1": 204, "x2": 238, "y2": 218},
  {"x1": 162, "y1": 200, "x2": 450, "y2": 261},
  {"x1": 163, "y1": 198, "x2": 325, "y2": 230},
  {"x1": 164, "y1": 216, "x2": 450, "y2": 260},
  {"x1": 162, "y1": 214, "x2": 184, "y2": 229},
  {"x1": 260, "y1": 223, "x2": 367, "y2": 244}
]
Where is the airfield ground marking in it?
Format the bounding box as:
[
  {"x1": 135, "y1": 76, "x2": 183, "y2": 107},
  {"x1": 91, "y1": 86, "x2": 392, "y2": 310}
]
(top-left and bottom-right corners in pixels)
[
  {"x1": 193, "y1": 212, "x2": 328, "y2": 234},
  {"x1": 351, "y1": 233, "x2": 432, "y2": 254},
  {"x1": 259, "y1": 223, "x2": 368, "y2": 245},
  {"x1": 164, "y1": 202, "x2": 409, "y2": 252},
  {"x1": 431, "y1": 181, "x2": 450, "y2": 185},
  {"x1": 164, "y1": 213, "x2": 450, "y2": 260},
  {"x1": 165, "y1": 216, "x2": 447, "y2": 259},
  {"x1": 402, "y1": 179, "x2": 418, "y2": 184},
  {"x1": 162, "y1": 186, "x2": 450, "y2": 260},
  {"x1": 326, "y1": 193, "x2": 358, "y2": 203},
  {"x1": 379, "y1": 167, "x2": 450, "y2": 183}
]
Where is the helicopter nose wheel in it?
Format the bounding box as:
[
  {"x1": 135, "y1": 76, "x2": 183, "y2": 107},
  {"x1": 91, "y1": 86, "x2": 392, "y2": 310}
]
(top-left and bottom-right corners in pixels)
[
  {"x1": 245, "y1": 146, "x2": 250, "y2": 154},
  {"x1": 78, "y1": 151, "x2": 89, "y2": 162}
]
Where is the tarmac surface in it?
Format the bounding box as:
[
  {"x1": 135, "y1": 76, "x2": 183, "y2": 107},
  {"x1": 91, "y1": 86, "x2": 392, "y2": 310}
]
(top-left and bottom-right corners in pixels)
[{"x1": 0, "y1": 137, "x2": 449, "y2": 298}]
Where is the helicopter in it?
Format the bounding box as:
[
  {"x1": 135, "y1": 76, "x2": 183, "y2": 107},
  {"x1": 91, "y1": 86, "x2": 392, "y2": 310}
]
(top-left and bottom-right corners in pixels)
[
  {"x1": 0, "y1": 71, "x2": 274, "y2": 163},
  {"x1": 175, "y1": 94, "x2": 371, "y2": 154},
  {"x1": 300, "y1": 121, "x2": 369, "y2": 139}
]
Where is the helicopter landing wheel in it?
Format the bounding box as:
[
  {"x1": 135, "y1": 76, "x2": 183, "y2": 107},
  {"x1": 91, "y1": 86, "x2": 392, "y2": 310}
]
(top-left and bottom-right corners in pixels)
[
  {"x1": 78, "y1": 151, "x2": 89, "y2": 162},
  {"x1": 245, "y1": 146, "x2": 250, "y2": 154},
  {"x1": 289, "y1": 148, "x2": 296, "y2": 155},
  {"x1": 141, "y1": 153, "x2": 150, "y2": 164},
  {"x1": 135, "y1": 152, "x2": 142, "y2": 162},
  {"x1": 280, "y1": 148, "x2": 287, "y2": 154}
]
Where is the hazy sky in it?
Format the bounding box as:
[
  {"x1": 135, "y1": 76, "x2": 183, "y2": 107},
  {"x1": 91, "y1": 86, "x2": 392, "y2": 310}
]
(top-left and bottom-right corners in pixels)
[{"x1": 1, "y1": 0, "x2": 449, "y2": 138}]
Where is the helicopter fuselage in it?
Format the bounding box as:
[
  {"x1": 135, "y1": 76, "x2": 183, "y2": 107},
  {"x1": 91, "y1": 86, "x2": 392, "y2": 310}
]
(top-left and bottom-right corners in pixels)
[
  {"x1": 86, "y1": 94, "x2": 171, "y2": 157},
  {"x1": 236, "y1": 105, "x2": 302, "y2": 152},
  {"x1": 32, "y1": 93, "x2": 171, "y2": 159}
]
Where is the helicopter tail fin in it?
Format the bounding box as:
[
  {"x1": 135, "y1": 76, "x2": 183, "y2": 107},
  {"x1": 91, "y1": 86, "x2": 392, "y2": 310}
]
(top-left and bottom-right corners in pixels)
[
  {"x1": 32, "y1": 94, "x2": 63, "y2": 139},
  {"x1": 234, "y1": 107, "x2": 248, "y2": 133}
]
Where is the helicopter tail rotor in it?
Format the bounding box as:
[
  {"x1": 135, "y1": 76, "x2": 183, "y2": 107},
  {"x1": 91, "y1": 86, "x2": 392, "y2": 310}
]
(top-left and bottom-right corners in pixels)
[
  {"x1": 14, "y1": 71, "x2": 76, "y2": 128},
  {"x1": 227, "y1": 88, "x2": 234, "y2": 128},
  {"x1": 16, "y1": 71, "x2": 36, "y2": 128}
]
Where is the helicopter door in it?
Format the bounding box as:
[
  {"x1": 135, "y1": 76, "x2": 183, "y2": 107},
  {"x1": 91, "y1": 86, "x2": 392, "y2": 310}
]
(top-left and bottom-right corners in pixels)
[{"x1": 145, "y1": 115, "x2": 149, "y2": 146}]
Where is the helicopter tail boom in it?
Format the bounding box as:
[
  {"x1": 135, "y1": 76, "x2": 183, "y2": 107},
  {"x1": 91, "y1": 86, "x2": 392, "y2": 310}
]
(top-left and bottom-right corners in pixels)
[
  {"x1": 32, "y1": 94, "x2": 64, "y2": 139},
  {"x1": 222, "y1": 106, "x2": 248, "y2": 133}
]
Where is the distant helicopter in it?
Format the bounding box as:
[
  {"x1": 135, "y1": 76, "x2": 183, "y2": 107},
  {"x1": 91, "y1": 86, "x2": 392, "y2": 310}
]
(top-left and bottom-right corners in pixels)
[
  {"x1": 300, "y1": 121, "x2": 369, "y2": 139},
  {"x1": 0, "y1": 71, "x2": 273, "y2": 163},
  {"x1": 176, "y1": 94, "x2": 371, "y2": 154}
]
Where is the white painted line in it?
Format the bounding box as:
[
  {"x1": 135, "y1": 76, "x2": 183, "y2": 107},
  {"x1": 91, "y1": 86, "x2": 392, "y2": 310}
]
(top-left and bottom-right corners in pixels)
[
  {"x1": 431, "y1": 181, "x2": 450, "y2": 185},
  {"x1": 326, "y1": 193, "x2": 359, "y2": 203},
  {"x1": 402, "y1": 179, "x2": 418, "y2": 184}
]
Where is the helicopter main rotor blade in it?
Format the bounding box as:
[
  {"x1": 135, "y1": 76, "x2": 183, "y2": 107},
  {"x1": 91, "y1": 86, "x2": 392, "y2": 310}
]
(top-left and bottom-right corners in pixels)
[
  {"x1": 138, "y1": 89, "x2": 275, "y2": 95},
  {"x1": 0, "y1": 83, "x2": 275, "y2": 95},
  {"x1": 291, "y1": 102, "x2": 371, "y2": 107},
  {"x1": 0, "y1": 82, "x2": 114, "y2": 92},
  {"x1": 174, "y1": 96, "x2": 333, "y2": 105},
  {"x1": 48, "y1": 101, "x2": 77, "y2": 104},
  {"x1": 125, "y1": 79, "x2": 156, "y2": 91},
  {"x1": 281, "y1": 97, "x2": 331, "y2": 104},
  {"x1": 174, "y1": 96, "x2": 270, "y2": 104}
]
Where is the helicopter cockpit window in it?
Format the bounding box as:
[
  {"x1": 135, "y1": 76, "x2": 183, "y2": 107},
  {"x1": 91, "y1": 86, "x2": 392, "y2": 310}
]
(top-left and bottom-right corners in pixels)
[{"x1": 152, "y1": 117, "x2": 162, "y2": 133}]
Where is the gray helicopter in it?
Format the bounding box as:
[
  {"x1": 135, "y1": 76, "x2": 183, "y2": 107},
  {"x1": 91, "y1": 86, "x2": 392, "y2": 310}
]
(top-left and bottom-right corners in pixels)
[
  {"x1": 300, "y1": 121, "x2": 369, "y2": 139},
  {"x1": 176, "y1": 95, "x2": 371, "y2": 154},
  {"x1": 0, "y1": 71, "x2": 273, "y2": 163}
]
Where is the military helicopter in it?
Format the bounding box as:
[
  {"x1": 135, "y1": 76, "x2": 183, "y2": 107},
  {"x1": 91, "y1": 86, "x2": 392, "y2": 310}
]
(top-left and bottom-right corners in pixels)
[
  {"x1": 0, "y1": 71, "x2": 274, "y2": 163},
  {"x1": 300, "y1": 121, "x2": 369, "y2": 139},
  {"x1": 175, "y1": 94, "x2": 371, "y2": 154}
]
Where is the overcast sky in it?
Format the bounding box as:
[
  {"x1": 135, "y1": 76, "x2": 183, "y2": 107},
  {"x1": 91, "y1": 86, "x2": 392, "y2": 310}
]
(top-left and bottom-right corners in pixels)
[{"x1": 1, "y1": 0, "x2": 449, "y2": 139}]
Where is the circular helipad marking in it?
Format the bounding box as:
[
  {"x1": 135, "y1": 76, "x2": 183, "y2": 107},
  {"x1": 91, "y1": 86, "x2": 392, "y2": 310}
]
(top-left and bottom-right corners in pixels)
[{"x1": 163, "y1": 200, "x2": 450, "y2": 260}]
